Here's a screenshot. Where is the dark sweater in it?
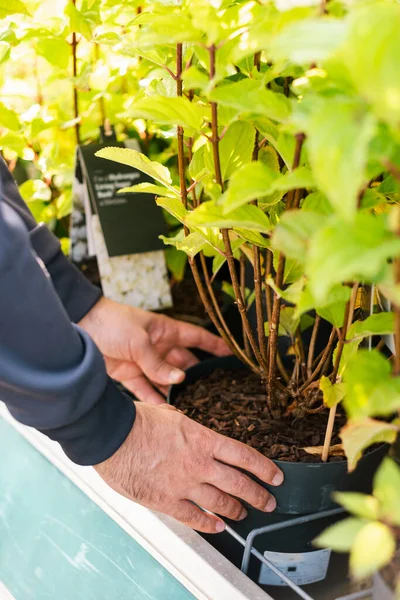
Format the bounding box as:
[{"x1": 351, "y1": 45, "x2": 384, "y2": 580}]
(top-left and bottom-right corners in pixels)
[{"x1": 0, "y1": 158, "x2": 136, "y2": 465}]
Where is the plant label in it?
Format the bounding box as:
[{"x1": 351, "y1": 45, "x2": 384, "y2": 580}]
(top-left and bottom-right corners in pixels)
[{"x1": 258, "y1": 548, "x2": 331, "y2": 586}]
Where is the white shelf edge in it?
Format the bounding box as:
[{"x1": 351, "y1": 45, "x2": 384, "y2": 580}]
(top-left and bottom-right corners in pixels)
[{"x1": 0, "y1": 406, "x2": 273, "y2": 600}]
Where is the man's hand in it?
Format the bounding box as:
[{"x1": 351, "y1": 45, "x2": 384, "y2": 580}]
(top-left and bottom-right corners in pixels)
[
  {"x1": 95, "y1": 403, "x2": 284, "y2": 533},
  {"x1": 79, "y1": 298, "x2": 231, "y2": 404}
]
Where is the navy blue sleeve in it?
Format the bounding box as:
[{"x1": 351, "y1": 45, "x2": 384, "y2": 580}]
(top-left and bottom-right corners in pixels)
[
  {"x1": 0, "y1": 158, "x2": 101, "y2": 322},
  {"x1": 0, "y1": 194, "x2": 135, "y2": 466}
]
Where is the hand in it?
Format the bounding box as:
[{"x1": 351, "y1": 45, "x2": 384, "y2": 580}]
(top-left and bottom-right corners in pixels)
[
  {"x1": 95, "y1": 403, "x2": 284, "y2": 533},
  {"x1": 79, "y1": 297, "x2": 231, "y2": 404}
]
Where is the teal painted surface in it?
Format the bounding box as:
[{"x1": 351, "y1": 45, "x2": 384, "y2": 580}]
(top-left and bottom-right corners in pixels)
[{"x1": 0, "y1": 417, "x2": 194, "y2": 600}]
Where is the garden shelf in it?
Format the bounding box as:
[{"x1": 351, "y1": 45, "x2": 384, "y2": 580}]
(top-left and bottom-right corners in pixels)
[{"x1": 0, "y1": 405, "x2": 372, "y2": 600}]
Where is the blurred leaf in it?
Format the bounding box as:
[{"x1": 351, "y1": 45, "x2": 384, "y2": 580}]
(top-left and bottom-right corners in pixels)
[
  {"x1": 0, "y1": 0, "x2": 30, "y2": 18},
  {"x1": 270, "y1": 19, "x2": 348, "y2": 64},
  {"x1": 343, "y1": 350, "x2": 400, "y2": 419},
  {"x1": 373, "y1": 458, "x2": 400, "y2": 527},
  {"x1": 35, "y1": 37, "x2": 70, "y2": 70},
  {"x1": 307, "y1": 214, "x2": 400, "y2": 305},
  {"x1": 333, "y1": 492, "x2": 379, "y2": 520},
  {"x1": 272, "y1": 209, "x2": 326, "y2": 263},
  {"x1": 340, "y1": 418, "x2": 398, "y2": 471},
  {"x1": 19, "y1": 179, "x2": 51, "y2": 202},
  {"x1": 0, "y1": 102, "x2": 19, "y2": 131},
  {"x1": 65, "y1": 0, "x2": 101, "y2": 40},
  {"x1": 211, "y1": 121, "x2": 256, "y2": 181},
  {"x1": 0, "y1": 132, "x2": 25, "y2": 156},
  {"x1": 176, "y1": 232, "x2": 207, "y2": 258},
  {"x1": 314, "y1": 517, "x2": 369, "y2": 552},
  {"x1": 303, "y1": 98, "x2": 376, "y2": 222},
  {"x1": 350, "y1": 522, "x2": 395, "y2": 579},
  {"x1": 343, "y1": 4, "x2": 400, "y2": 128},
  {"x1": 56, "y1": 191, "x2": 72, "y2": 219}
]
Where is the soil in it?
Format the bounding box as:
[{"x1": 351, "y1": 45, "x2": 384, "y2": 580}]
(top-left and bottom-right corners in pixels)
[
  {"x1": 381, "y1": 549, "x2": 400, "y2": 594},
  {"x1": 174, "y1": 367, "x2": 346, "y2": 463},
  {"x1": 164, "y1": 276, "x2": 225, "y2": 325}
]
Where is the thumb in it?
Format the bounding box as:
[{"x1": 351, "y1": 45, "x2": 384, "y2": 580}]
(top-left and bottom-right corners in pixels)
[{"x1": 136, "y1": 343, "x2": 186, "y2": 386}]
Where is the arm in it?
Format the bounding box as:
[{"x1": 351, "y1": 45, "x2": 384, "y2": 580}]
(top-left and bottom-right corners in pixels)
[
  {"x1": 0, "y1": 199, "x2": 135, "y2": 465},
  {"x1": 0, "y1": 158, "x2": 101, "y2": 322}
]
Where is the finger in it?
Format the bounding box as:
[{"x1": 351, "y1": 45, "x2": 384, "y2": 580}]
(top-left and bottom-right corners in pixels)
[
  {"x1": 166, "y1": 347, "x2": 199, "y2": 371},
  {"x1": 165, "y1": 319, "x2": 232, "y2": 357},
  {"x1": 122, "y1": 375, "x2": 166, "y2": 405},
  {"x1": 213, "y1": 434, "x2": 284, "y2": 487},
  {"x1": 209, "y1": 462, "x2": 277, "y2": 512},
  {"x1": 154, "y1": 383, "x2": 169, "y2": 397},
  {"x1": 136, "y1": 341, "x2": 186, "y2": 386},
  {"x1": 171, "y1": 500, "x2": 225, "y2": 534},
  {"x1": 190, "y1": 484, "x2": 247, "y2": 521}
]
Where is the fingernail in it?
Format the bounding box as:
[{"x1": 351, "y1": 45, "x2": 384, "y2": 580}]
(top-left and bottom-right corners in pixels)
[
  {"x1": 169, "y1": 369, "x2": 184, "y2": 383},
  {"x1": 239, "y1": 508, "x2": 248, "y2": 521},
  {"x1": 215, "y1": 520, "x2": 225, "y2": 532},
  {"x1": 272, "y1": 471, "x2": 284, "y2": 486},
  {"x1": 265, "y1": 496, "x2": 276, "y2": 512}
]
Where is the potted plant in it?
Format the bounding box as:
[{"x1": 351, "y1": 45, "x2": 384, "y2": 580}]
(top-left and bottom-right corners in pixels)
[{"x1": 96, "y1": 0, "x2": 400, "y2": 540}]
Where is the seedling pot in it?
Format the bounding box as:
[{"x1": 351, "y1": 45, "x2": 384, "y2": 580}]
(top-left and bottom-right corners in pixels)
[{"x1": 168, "y1": 356, "x2": 387, "y2": 516}]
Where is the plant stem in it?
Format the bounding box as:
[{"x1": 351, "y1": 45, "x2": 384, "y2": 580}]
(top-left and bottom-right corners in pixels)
[
  {"x1": 208, "y1": 44, "x2": 267, "y2": 371},
  {"x1": 298, "y1": 327, "x2": 337, "y2": 394},
  {"x1": 321, "y1": 283, "x2": 358, "y2": 462},
  {"x1": 307, "y1": 315, "x2": 321, "y2": 377},
  {"x1": 267, "y1": 133, "x2": 304, "y2": 404},
  {"x1": 393, "y1": 209, "x2": 400, "y2": 375},
  {"x1": 240, "y1": 253, "x2": 252, "y2": 357},
  {"x1": 175, "y1": 44, "x2": 261, "y2": 375},
  {"x1": 71, "y1": 0, "x2": 81, "y2": 145}
]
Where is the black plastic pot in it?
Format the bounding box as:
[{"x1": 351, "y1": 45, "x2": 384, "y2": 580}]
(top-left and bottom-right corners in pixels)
[{"x1": 168, "y1": 355, "x2": 387, "y2": 516}]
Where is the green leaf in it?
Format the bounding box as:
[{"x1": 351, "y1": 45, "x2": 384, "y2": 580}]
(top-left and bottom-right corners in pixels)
[
  {"x1": 125, "y1": 96, "x2": 205, "y2": 134},
  {"x1": 0, "y1": 131, "x2": 25, "y2": 156},
  {"x1": 272, "y1": 167, "x2": 315, "y2": 193},
  {"x1": 307, "y1": 214, "x2": 400, "y2": 305},
  {"x1": 19, "y1": 179, "x2": 51, "y2": 202},
  {"x1": 65, "y1": 0, "x2": 101, "y2": 40},
  {"x1": 119, "y1": 182, "x2": 180, "y2": 198},
  {"x1": 213, "y1": 121, "x2": 256, "y2": 181},
  {"x1": 343, "y1": 350, "x2": 400, "y2": 419},
  {"x1": 314, "y1": 517, "x2": 369, "y2": 553},
  {"x1": 165, "y1": 247, "x2": 187, "y2": 282},
  {"x1": 0, "y1": 0, "x2": 30, "y2": 18},
  {"x1": 35, "y1": 38, "x2": 70, "y2": 70},
  {"x1": 343, "y1": 3, "x2": 400, "y2": 128},
  {"x1": 221, "y1": 162, "x2": 278, "y2": 213},
  {"x1": 333, "y1": 492, "x2": 379, "y2": 520},
  {"x1": 209, "y1": 79, "x2": 291, "y2": 123},
  {"x1": 340, "y1": 418, "x2": 398, "y2": 471},
  {"x1": 303, "y1": 98, "x2": 376, "y2": 222},
  {"x1": 302, "y1": 192, "x2": 333, "y2": 216},
  {"x1": 185, "y1": 200, "x2": 271, "y2": 233},
  {"x1": 338, "y1": 313, "x2": 395, "y2": 376},
  {"x1": 156, "y1": 197, "x2": 187, "y2": 224},
  {"x1": 235, "y1": 228, "x2": 269, "y2": 248},
  {"x1": 56, "y1": 191, "x2": 72, "y2": 219},
  {"x1": 320, "y1": 376, "x2": 346, "y2": 409},
  {"x1": 0, "y1": 102, "x2": 19, "y2": 131},
  {"x1": 269, "y1": 19, "x2": 348, "y2": 64},
  {"x1": 176, "y1": 232, "x2": 207, "y2": 258},
  {"x1": 373, "y1": 458, "x2": 400, "y2": 527},
  {"x1": 95, "y1": 147, "x2": 175, "y2": 193},
  {"x1": 350, "y1": 522, "x2": 396, "y2": 579},
  {"x1": 272, "y1": 210, "x2": 326, "y2": 263}
]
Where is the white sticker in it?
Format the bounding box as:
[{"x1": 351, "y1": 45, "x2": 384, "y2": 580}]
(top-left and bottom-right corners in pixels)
[{"x1": 259, "y1": 548, "x2": 331, "y2": 586}]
